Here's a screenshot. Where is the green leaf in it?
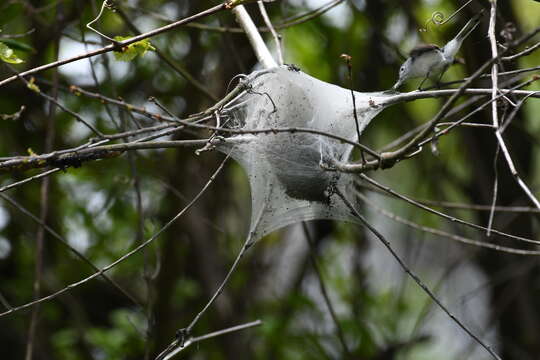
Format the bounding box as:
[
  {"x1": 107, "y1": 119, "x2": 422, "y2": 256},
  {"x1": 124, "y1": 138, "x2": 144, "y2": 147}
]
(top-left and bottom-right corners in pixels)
[
  {"x1": 0, "y1": 41, "x2": 24, "y2": 64},
  {"x1": 112, "y1": 36, "x2": 156, "y2": 62},
  {"x1": 1, "y1": 38, "x2": 34, "y2": 53},
  {"x1": 26, "y1": 77, "x2": 40, "y2": 92}
]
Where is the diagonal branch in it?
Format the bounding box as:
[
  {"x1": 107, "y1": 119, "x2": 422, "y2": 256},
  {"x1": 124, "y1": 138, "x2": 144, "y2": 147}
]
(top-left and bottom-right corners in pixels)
[
  {"x1": 232, "y1": 5, "x2": 277, "y2": 69},
  {"x1": 334, "y1": 187, "x2": 502, "y2": 360},
  {"x1": 357, "y1": 175, "x2": 540, "y2": 247},
  {"x1": 487, "y1": 1, "x2": 540, "y2": 210},
  {"x1": 113, "y1": 5, "x2": 218, "y2": 101},
  {"x1": 156, "y1": 320, "x2": 262, "y2": 360},
  {"x1": 356, "y1": 191, "x2": 540, "y2": 256},
  {"x1": 0, "y1": 192, "x2": 144, "y2": 309},
  {"x1": 330, "y1": 26, "x2": 540, "y2": 173},
  {"x1": 0, "y1": 153, "x2": 230, "y2": 319},
  {"x1": 0, "y1": 3, "x2": 229, "y2": 88},
  {"x1": 302, "y1": 223, "x2": 351, "y2": 357}
]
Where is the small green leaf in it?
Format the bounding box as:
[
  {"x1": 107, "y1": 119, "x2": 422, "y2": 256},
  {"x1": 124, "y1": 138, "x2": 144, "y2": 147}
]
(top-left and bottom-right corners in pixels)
[
  {"x1": 27, "y1": 77, "x2": 40, "y2": 92},
  {"x1": 1, "y1": 38, "x2": 34, "y2": 53},
  {"x1": 113, "y1": 36, "x2": 156, "y2": 62},
  {"x1": 0, "y1": 41, "x2": 24, "y2": 64}
]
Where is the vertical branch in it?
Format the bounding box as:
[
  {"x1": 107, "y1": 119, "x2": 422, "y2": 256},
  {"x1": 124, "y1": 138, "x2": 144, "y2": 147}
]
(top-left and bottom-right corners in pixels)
[
  {"x1": 341, "y1": 54, "x2": 365, "y2": 163},
  {"x1": 25, "y1": 5, "x2": 61, "y2": 358},
  {"x1": 126, "y1": 139, "x2": 153, "y2": 359},
  {"x1": 302, "y1": 223, "x2": 351, "y2": 358},
  {"x1": 487, "y1": 1, "x2": 540, "y2": 210},
  {"x1": 486, "y1": 147, "x2": 500, "y2": 236},
  {"x1": 488, "y1": 0, "x2": 499, "y2": 131},
  {"x1": 257, "y1": 1, "x2": 284, "y2": 65},
  {"x1": 232, "y1": 6, "x2": 278, "y2": 69},
  {"x1": 486, "y1": 0, "x2": 500, "y2": 236}
]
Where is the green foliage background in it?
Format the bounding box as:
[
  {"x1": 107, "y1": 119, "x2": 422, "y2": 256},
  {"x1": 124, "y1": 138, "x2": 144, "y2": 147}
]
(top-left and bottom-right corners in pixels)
[{"x1": 0, "y1": 0, "x2": 539, "y2": 359}]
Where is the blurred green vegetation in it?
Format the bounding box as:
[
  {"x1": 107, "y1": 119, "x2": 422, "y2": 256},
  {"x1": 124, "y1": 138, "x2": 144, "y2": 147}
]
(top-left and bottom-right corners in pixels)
[{"x1": 0, "y1": 1, "x2": 539, "y2": 359}]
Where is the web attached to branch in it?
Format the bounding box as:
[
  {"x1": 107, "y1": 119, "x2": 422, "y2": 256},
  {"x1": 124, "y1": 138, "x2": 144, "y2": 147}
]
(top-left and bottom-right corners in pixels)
[{"x1": 216, "y1": 66, "x2": 393, "y2": 241}]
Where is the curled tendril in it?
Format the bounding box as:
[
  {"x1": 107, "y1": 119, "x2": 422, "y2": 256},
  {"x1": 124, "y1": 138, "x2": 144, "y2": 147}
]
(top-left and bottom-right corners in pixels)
[
  {"x1": 431, "y1": 11, "x2": 446, "y2": 25},
  {"x1": 419, "y1": 11, "x2": 445, "y2": 32},
  {"x1": 418, "y1": 0, "x2": 473, "y2": 33}
]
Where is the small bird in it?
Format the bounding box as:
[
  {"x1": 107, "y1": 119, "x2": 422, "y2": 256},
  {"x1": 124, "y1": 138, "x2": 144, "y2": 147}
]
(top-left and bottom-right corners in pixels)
[{"x1": 392, "y1": 10, "x2": 484, "y2": 91}]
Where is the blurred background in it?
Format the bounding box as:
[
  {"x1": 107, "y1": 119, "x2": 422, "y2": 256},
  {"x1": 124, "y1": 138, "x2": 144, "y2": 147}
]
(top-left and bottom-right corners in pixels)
[{"x1": 0, "y1": 0, "x2": 539, "y2": 359}]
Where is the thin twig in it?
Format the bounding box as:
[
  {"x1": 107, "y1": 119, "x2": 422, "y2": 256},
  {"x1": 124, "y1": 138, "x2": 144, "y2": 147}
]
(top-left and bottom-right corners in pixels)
[
  {"x1": 378, "y1": 74, "x2": 526, "y2": 152},
  {"x1": 157, "y1": 320, "x2": 262, "y2": 360},
  {"x1": 428, "y1": 65, "x2": 540, "y2": 89},
  {"x1": 330, "y1": 27, "x2": 540, "y2": 173},
  {"x1": 258, "y1": 1, "x2": 284, "y2": 65},
  {"x1": 0, "y1": 153, "x2": 230, "y2": 318},
  {"x1": 502, "y1": 41, "x2": 540, "y2": 61},
  {"x1": 124, "y1": 0, "x2": 344, "y2": 34},
  {"x1": 68, "y1": 85, "x2": 180, "y2": 123},
  {"x1": 0, "y1": 168, "x2": 60, "y2": 193},
  {"x1": 357, "y1": 175, "x2": 540, "y2": 246},
  {"x1": 501, "y1": 90, "x2": 540, "y2": 133},
  {"x1": 334, "y1": 187, "x2": 502, "y2": 360},
  {"x1": 302, "y1": 223, "x2": 351, "y2": 357},
  {"x1": 486, "y1": 146, "x2": 500, "y2": 237},
  {"x1": 86, "y1": 0, "x2": 117, "y2": 42},
  {"x1": 334, "y1": 85, "x2": 540, "y2": 173},
  {"x1": 486, "y1": 0, "x2": 501, "y2": 236},
  {"x1": 113, "y1": 5, "x2": 218, "y2": 101},
  {"x1": 356, "y1": 191, "x2": 540, "y2": 255},
  {"x1": 0, "y1": 139, "x2": 209, "y2": 172},
  {"x1": 0, "y1": 193, "x2": 144, "y2": 309},
  {"x1": 356, "y1": 181, "x2": 540, "y2": 213},
  {"x1": 7, "y1": 67, "x2": 104, "y2": 137},
  {"x1": 0, "y1": 118, "x2": 383, "y2": 172},
  {"x1": 0, "y1": 3, "x2": 228, "y2": 88},
  {"x1": 341, "y1": 54, "x2": 363, "y2": 163},
  {"x1": 185, "y1": 193, "x2": 262, "y2": 334},
  {"x1": 0, "y1": 28, "x2": 36, "y2": 39},
  {"x1": 436, "y1": 122, "x2": 495, "y2": 129},
  {"x1": 24, "y1": 33, "x2": 60, "y2": 357},
  {"x1": 232, "y1": 5, "x2": 277, "y2": 69},
  {"x1": 416, "y1": 78, "x2": 539, "y2": 148},
  {"x1": 156, "y1": 194, "x2": 263, "y2": 359}
]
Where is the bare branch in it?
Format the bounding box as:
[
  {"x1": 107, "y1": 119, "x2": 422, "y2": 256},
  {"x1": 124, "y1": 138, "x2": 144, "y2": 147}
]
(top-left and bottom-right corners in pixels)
[
  {"x1": 258, "y1": 1, "x2": 284, "y2": 65},
  {"x1": 0, "y1": 153, "x2": 230, "y2": 319},
  {"x1": 357, "y1": 175, "x2": 540, "y2": 247},
  {"x1": 356, "y1": 191, "x2": 540, "y2": 256},
  {"x1": 232, "y1": 6, "x2": 277, "y2": 68},
  {"x1": 0, "y1": 192, "x2": 145, "y2": 309},
  {"x1": 0, "y1": 3, "x2": 228, "y2": 88},
  {"x1": 502, "y1": 41, "x2": 540, "y2": 61},
  {"x1": 302, "y1": 223, "x2": 351, "y2": 356},
  {"x1": 157, "y1": 320, "x2": 262, "y2": 360},
  {"x1": 335, "y1": 187, "x2": 502, "y2": 360}
]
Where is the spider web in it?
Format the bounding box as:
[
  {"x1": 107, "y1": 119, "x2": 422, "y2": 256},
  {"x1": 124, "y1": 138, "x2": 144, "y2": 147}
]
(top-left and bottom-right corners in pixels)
[{"x1": 217, "y1": 66, "x2": 393, "y2": 241}]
